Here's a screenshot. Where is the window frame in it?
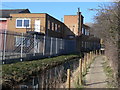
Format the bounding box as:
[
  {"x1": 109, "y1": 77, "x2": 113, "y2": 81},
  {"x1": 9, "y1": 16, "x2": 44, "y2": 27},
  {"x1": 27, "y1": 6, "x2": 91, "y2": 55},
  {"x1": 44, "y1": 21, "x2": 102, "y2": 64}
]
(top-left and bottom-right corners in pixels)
[{"x1": 16, "y1": 18, "x2": 31, "y2": 28}]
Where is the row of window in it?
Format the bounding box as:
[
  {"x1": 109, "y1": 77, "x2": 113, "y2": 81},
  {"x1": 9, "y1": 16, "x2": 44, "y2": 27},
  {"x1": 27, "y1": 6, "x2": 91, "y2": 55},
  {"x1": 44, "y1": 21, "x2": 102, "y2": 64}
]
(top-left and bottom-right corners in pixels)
[
  {"x1": 48, "y1": 20, "x2": 61, "y2": 32},
  {"x1": 82, "y1": 28, "x2": 89, "y2": 35},
  {"x1": 16, "y1": 19, "x2": 30, "y2": 28},
  {"x1": 16, "y1": 19, "x2": 61, "y2": 33}
]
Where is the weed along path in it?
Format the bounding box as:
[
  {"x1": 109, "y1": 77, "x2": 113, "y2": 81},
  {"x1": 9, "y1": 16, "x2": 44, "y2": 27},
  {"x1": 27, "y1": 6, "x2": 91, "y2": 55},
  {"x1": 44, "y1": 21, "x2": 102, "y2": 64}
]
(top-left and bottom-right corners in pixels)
[{"x1": 85, "y1": 56, "x2": 107, "y2": 88}]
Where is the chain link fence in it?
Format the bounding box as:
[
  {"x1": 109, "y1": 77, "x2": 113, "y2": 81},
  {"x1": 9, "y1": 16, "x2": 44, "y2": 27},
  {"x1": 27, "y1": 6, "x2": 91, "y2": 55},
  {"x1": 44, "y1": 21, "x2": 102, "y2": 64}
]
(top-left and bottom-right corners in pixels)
[{"x1": 0, "y1": 30, "x2": 76, "y2": 64}]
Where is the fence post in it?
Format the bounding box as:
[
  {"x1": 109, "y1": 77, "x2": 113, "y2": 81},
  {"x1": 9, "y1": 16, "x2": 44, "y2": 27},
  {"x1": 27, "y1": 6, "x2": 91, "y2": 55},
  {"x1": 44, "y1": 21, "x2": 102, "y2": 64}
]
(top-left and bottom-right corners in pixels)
[
  {"x1": 93, "y1": 51, "x2": 94, "y2": 58},
  {"x1": 54, "y1": 67, "x2": 57, "y2": 88},
  {"x1": 20, "y1": 33, "x2": 23, "y2": 61},
  {"x1": 61, "y1": 39, "x2": 63, "y2": 54},
  {"x1": 95, "y1": 50, "x2": 96, "y2": 56},
  {"x1": 43, "y1": 36, "x2": 46, "y2": 56},
  {"x1": 92, "y1": 51, "x2": 94, "y2": 60},
  {"x1": 3, "y1": 30, "x2": 7, "y2": 63},
  {"x1": 90, "y1": 51, "x2": 92, "y2": 63},
  {"x1": 89, "y1": 52, "x2": 91, "y2": 64},
  {"x1": 33, "y1": 34, "x2": 36, "y2": 56},
  {"x1": 84, "y1": 55, "x2": 87, "y2": 74},
  {"x1": 67, "y1": 69, "x2": 70, "y2": 89},
  {"x1": 56, "y1": 38, "x2": 58, "y2": 55},
  {"x1": 92, "y1": 51, "x2": 93, "y2": 60},
  {"x1": 87, "y1": 53, "x2": 89, "y2": 66},
  {"x1": 99, "y1": 50, "x2": 101, "y2": 55},
  {"x1": 79, "y1": 59, "x2": 82, "y2": 85},
  {"x1": 38, "y1": 39, "x2": 40, "y2": 54},
  {"x1": 96, "y1": 50, "x2": 98, "y2": 55},
  {"x1": 50, "y1": 37, "x2": 53, "y2": 56}
]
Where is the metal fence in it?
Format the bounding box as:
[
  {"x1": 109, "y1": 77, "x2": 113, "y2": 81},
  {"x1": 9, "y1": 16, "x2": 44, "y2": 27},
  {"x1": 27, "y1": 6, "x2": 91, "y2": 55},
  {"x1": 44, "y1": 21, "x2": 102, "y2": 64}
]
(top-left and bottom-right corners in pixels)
[{"x1": 0, "y1": 30, "x2": 76, "y2": 64}]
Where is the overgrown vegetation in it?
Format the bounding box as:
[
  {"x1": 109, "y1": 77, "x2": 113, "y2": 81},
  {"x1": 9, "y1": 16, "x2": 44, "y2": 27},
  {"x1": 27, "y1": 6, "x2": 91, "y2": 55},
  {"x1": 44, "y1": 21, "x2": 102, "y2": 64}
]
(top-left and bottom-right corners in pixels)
[
  {"x1": 102, "y1": 56, "x2": 117, "y2": 88},
  {"x1": 89, "y1": 1, "x2": 119, "y2": 87},
  {"x1": 2, "y1": 54, "x2": 80, "y2": 88}
]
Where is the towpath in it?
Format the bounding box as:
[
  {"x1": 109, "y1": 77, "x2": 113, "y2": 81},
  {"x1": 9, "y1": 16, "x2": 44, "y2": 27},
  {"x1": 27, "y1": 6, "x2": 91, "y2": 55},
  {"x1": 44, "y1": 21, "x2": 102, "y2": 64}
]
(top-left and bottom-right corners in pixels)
[{"x1": 85, "y1": 56, "x2": 107, "y2": 88}]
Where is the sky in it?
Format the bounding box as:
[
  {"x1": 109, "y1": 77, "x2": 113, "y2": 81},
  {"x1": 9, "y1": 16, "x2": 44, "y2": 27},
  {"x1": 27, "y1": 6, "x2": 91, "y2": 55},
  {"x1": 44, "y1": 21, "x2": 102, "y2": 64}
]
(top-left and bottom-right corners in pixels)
[{"x1": 1, "y1": 2, "x2": 110, "y2": 23}]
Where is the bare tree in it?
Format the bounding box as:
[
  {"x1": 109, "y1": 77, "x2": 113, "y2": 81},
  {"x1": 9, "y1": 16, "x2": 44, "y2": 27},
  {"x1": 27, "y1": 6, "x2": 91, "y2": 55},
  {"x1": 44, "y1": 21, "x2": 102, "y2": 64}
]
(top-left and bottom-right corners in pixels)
[{"x1": 90, "y1": 2, "x2": 120, "y2": 87}]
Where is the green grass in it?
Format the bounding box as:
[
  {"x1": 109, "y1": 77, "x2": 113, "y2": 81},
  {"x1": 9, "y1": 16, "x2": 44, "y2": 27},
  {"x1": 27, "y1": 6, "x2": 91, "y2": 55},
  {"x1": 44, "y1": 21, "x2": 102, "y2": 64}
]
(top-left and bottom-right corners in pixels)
[
  {"x1": 102, "y1": 56, "x2": 117, "y2": 88},
  {"x1": 2, "y1": 54, "x2": 80, "y2": 87}
]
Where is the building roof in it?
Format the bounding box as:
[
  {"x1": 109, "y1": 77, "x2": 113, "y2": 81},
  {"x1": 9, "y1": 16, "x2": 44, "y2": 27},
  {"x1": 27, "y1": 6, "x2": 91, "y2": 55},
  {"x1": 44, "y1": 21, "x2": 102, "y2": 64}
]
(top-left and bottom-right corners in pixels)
[
  {"x1": 0, "y1": 9, "x2": 30, "y2": 18},
  {"x1": 83, "y1": 24, "x2": 90, "y2": 28}
]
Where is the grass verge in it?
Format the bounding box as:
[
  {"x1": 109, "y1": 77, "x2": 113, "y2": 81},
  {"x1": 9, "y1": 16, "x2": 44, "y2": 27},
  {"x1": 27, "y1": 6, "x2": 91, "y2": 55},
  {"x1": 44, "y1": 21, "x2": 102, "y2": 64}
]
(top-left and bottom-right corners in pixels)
[
  {"x1": 2, "y1": 54, "x2": 80, "y2": 88},
  {"x1": 102, "y1": 56, "x2": 117, "y2": 88}
]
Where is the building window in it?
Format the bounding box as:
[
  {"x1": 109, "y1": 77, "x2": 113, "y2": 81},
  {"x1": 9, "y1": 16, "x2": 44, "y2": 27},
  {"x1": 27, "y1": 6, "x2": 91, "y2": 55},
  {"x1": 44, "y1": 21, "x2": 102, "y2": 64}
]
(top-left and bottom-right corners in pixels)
[
  {"x1": 58, "y1": 25, "x2": 61, "y2": 32},
  {"x1": 52, "y1": 22, "x2": 54, "y2": 30},
  {"x1": 16, "y1": 18, "x2": 30, "y2": 28},
  {"x1": 48, "y1": 20, "x2": 50, "y2": 29},
  {"x1": 24, "y1": 20, "x2": 29, "y2": 27},
  {"x1": 87, "y1": 30, "x2": 90, "y2": 35},
  {"x1": 82, "y1": 28, "x2": 84, "y2": 34},
  {"x1": 55, "y1": 24, "x2": 57, "y2": 31},
  {"x1": 17, "y1": 20, "x2": 22, "y2": 27}
]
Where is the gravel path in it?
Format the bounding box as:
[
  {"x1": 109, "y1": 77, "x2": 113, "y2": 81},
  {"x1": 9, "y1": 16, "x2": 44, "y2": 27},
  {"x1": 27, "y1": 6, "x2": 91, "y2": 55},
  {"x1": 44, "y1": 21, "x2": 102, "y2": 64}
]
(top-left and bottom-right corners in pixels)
[{"x1": 85, "y1": 56, "x2": 107, "y2": 88}]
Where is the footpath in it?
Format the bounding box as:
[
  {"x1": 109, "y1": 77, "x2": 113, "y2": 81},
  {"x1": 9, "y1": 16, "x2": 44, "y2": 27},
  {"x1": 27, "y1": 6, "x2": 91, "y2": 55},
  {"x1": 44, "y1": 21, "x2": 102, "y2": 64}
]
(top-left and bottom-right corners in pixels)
[{"x1": 85, "y1": 56, "x2": 108, "y2": 88}]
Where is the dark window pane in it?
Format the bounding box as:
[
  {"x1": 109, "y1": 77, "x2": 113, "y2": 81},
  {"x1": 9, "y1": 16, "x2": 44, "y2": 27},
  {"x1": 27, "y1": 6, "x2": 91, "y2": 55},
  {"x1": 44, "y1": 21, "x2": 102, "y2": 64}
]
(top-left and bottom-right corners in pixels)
[
  {"x1": 24, "y1": 20, "x2": 29, "y2": 27},
  {"x1": 17, "y1": 20, "x2": 22, "y2": 27}
]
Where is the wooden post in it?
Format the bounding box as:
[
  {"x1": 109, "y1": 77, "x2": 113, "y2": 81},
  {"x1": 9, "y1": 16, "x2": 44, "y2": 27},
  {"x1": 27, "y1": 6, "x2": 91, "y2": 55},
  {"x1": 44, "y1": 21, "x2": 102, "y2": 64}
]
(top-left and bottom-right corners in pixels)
[
  {"x1": 96, "y1": 50, "x2": 97, "y2": 55},
  {"x1": 88, "y1": 53, "x2": 90, "y2": 65},
  {"x1": 86, "y1": 53, "x2": 88, "y2": 65},
  {"x1": 90, "y1": 52, "x2": 92, "y2": 62},
  {"x1": 93, "y1": 51, "x2": 94, "y2": 58},
  {"x1": 92, "y1": 51, "x2": 94, "y2": 60},
  {"x1": 99, "y1": 50, "x2": 101, "y2": 55},
  {"x1": 89, "y1": 52, "x2": 91, "y2": 64},
  {"x1": 91, "y1": 51, "x2": 93, "y2": 62},
  {"x1": 87, "y1": 53, "x2": 90, "y2": 65},
  {"x1": 91, "y1": 51, "x2": 93, "y2": 60},
  {"x1": 67, "y1": 69, "x2": 70, "y2": 89},
  {"x1": 79, "y1": 59, "x2": 82, "y2": 85},
  {"x1": 82, "y1": 58, "x2": 84, "y2": 73},
  {"x1": 84, "y1": 55, "x2": 87, "y2": 73},
  {"x1": 92, "y1": 51, "x2": 93, "y2": 60}
]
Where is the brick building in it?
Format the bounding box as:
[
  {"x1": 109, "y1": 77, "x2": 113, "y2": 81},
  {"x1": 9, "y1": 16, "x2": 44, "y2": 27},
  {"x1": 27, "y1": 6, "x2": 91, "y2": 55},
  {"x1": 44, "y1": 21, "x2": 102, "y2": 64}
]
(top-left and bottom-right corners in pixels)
[
  {"x1": 8, "y1": 13, "x2": 67, "y2": 38},
  {"x1": 64, "y1": 9, "x2": 100, "y2": 52},
  {"x1": 64, "y1": 8, "x2": 84, "y2": 38},
  {"x1": 0, "y1": 9, "x2": 30, "y2": 52},
  {"x1": 0, "y1": 9, "x2": 30, "y2": 30}
]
